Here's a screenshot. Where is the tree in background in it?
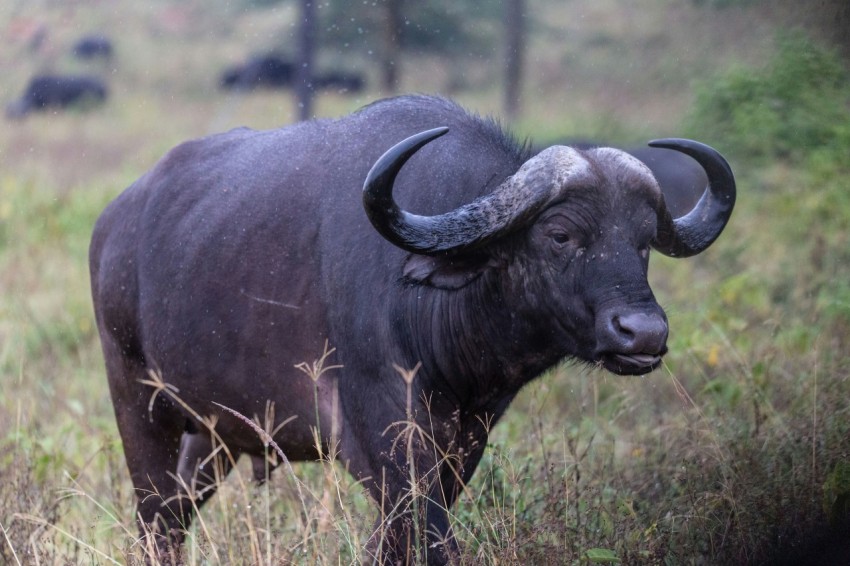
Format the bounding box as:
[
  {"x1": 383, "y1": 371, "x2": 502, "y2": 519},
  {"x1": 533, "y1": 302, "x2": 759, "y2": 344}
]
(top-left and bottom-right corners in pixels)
[
  {"x1": 250, "y1": 0, "x2": 512, "y2": 112},
  {"x1": 321, "y1": 0, "x2": 501, "y2": 90},
  {"x1": 295, "y1": 0, "x2": 317, "y2": 120},
  {"x1": 503, "y1": 0, "x2": 526, "y2": 119},
  {"x1": 381, "y1": 0, "x2": 404, "y2": 92}
]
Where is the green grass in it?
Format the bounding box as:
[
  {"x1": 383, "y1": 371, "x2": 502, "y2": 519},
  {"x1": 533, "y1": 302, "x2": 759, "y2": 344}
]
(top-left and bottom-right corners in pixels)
[{"x1": 2, "y1": 0, "x2": 850, "y2": 564}]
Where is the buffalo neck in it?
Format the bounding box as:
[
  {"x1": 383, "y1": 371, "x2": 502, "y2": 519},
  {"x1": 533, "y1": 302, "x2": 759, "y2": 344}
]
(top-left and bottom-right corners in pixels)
[{"x1": 393, "y1": 270, "x2": 559, "y2": 418}]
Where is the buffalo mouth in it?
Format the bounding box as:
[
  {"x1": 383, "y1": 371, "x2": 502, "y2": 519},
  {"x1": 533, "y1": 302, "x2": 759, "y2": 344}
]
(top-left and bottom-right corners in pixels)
[{"x1": 598, "y1": 352, "x2": 664, "y2": 375}]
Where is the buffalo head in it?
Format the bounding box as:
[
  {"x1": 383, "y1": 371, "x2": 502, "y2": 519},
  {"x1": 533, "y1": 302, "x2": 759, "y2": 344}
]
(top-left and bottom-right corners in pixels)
[{"x1": 363, "y1": 127, "x2": 735, "y2": 376}]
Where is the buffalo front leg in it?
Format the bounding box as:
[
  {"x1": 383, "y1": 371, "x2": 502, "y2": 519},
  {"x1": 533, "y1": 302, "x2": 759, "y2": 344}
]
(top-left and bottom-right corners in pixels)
[
  {"x1": 370, "y1": 414, "x2": 493, "y2": 564},
  {"x1": 364, "y1": 451, "x2": 465, "y2": 564}
]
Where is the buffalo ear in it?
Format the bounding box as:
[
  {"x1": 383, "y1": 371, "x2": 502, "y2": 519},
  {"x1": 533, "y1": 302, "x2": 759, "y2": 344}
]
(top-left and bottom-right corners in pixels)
[{"x1": 402, "y1": 253, "x2": 495, "y2": 290}]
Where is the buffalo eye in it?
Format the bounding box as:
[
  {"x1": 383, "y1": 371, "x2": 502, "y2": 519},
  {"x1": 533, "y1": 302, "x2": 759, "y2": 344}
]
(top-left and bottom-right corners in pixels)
[
  {"x1": 639, "y1": 246, "x2": 650, "y2": 260},
  {"x1": 551, "y1": 232, "x2": 570, "y2": 245}
]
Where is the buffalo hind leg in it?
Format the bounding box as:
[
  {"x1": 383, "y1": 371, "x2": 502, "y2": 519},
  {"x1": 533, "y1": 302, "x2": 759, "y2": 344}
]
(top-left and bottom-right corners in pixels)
[
  {"x1": 178, "y1": 430, "x2": 277, "y2": 490},
  {"x1": 176, "y1": 430, "x2": 237, "y2": 506},
  {"x1": 101, "y1": 341, "x2": 194, "y2": 559},
  {"x1": 120, "y1": 390, "x2": 189, "y2": 556}
]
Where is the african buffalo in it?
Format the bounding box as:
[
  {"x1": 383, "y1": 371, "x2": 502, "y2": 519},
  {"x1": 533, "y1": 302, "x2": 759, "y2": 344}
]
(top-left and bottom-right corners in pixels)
[
  {"x1": 6, "y1": 74, "x2": 107, "y2": 119},
  {"x1": 89, "y1": 95, "x2": 735, "y2": 564}
]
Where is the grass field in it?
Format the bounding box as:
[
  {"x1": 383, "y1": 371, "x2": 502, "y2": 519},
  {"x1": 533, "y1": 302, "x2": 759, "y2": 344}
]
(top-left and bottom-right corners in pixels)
[{"x1": 2, "y1": 0, "x2": 849, "y2": 564}]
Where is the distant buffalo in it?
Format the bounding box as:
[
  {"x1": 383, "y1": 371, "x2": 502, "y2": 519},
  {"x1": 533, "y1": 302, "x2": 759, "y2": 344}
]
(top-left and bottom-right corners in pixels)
[
  {"x1": 6, "y1": 75, "x2": 108, "y2": 119},
  {"x1": 626, "y1": 146, "x2": 708, "y2": 218},
  {"x1": 72, "y1": 35, "x2": 113, "y2": 60},
  {"x1": 538, "y1": 140, "x2": 708, "y2": 218},
  {"x1": 314, "y1": 70, "x2": 366, "y2": 94},
  {"x1": 220, "y1": 53, "x2": 366, "y2": 95},
  {"x1": 220, "y1": 54, "x2": 295, "y2": 91}
]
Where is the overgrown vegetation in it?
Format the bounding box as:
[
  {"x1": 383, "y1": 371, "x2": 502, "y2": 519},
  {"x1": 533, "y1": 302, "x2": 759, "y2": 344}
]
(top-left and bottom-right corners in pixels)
[
  {"x1": 687, "y1": 33, "x2": 849, "y2": 164},
  {"x1": 2, "y1": 1, "x2": 849, "y2": 564}
]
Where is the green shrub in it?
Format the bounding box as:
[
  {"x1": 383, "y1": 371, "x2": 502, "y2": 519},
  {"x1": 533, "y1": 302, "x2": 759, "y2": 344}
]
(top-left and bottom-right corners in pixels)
[{"x1": 687, "y1": 33, "x2": 849, "y2": 163}]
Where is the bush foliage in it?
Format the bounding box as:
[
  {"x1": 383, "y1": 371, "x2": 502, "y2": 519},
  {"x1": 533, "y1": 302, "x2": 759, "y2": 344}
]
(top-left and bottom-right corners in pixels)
[{"x1": 687, "y1": 33, "x2": 850, "y2": 163}]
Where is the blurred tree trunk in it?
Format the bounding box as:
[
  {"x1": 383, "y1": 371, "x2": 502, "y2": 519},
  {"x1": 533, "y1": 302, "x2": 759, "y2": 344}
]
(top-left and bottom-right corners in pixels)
[
  {"x1": 503, "y1": 0, "x2": 525, "y2": 120},
  {"x1": 381, "y1": 0, "x2": 404, "y2": 92},
  {"x1": 295, "y1": 0, "x2": 317, "y2": 121}
]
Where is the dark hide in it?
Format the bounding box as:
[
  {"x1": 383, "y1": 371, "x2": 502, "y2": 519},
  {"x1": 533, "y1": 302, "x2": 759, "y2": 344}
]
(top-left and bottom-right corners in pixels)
[
  {"x1": 6, "y1": 74, "x2": 108, "y2": 119},
  {"x1": 90, "y1": 95, "x2": 721, "y2": 564}
]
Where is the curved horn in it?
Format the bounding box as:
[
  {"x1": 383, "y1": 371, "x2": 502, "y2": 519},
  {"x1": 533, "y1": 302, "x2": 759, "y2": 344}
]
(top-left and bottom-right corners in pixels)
[
  {"x1": 648, "y1": 138, "x2": 736, "y2": 258},
  {"x1": 364, "y1": 128, "x2": 578, "y2": 255},
  {"x1": 363, "y1": 127, "x2": 451, "y2": 253}
]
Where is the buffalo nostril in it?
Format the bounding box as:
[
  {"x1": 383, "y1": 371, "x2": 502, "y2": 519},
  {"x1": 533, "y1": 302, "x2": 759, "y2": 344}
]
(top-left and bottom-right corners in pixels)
[
  {"x1": 608, "y1": 312, "x2": 668, "y2": 354},
  {"x1": 613, "y1": 315, "x2": 635, "y2": 339}
]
